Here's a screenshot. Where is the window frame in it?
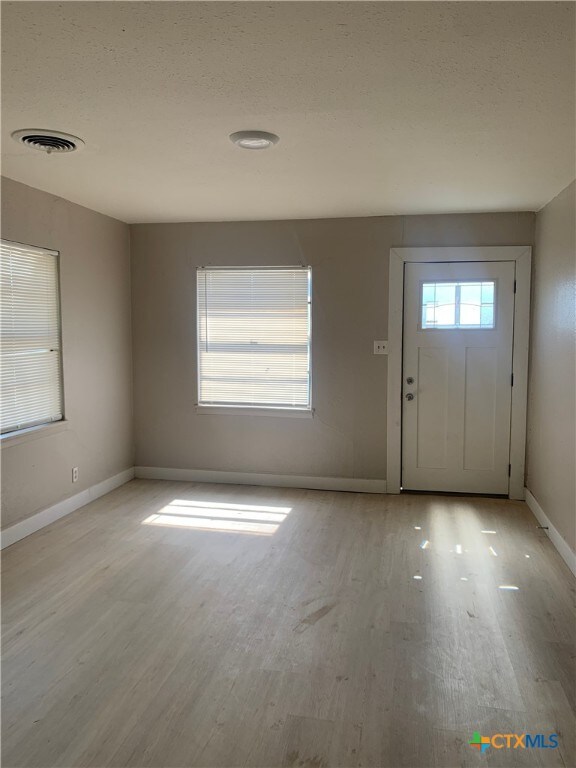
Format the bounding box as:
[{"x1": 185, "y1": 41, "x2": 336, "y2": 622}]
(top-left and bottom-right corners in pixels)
[
  {"x1": 195, "y1": 265, "x2": 312, "y2": 415},
  {"x1": 0, "y1": 238, "x2": 65, "y2": 438}
]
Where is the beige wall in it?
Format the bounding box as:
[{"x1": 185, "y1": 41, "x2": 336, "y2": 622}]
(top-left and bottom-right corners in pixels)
[
  {"x1": 1, "y1": 177, "x2": 133, "y2": 528},
  {"x1": 131, "y1": 212, "x2": 534, "y2": 481},
  {"x1": 526, "y1": 180, "x2": 576, "y2": 552}
]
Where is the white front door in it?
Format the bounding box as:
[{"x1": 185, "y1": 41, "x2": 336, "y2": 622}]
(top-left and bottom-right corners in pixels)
[{"x1": 402, "y1": 261, "x2": 515, "y2": 494}]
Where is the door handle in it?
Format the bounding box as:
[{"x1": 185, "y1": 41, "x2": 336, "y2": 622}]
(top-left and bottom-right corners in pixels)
[{"x1": 405, "y1": 393, "x2": 415, "y2": 401}]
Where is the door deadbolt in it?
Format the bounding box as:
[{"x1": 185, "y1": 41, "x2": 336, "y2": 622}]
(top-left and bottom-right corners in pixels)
[{"x1": 406, "y1": 377, "x2": 414, "y2": 385}]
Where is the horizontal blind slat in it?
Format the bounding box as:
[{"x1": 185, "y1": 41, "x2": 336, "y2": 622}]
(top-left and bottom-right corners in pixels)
[
  {"x1": 1, "y1": 240, "x2": 64, "y2": 433},
  {"x1": 197, "y1": 267, "x2": 311, "y2": 409}
]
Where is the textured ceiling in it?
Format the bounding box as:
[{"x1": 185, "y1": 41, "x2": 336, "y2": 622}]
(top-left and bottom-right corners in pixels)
[{"x1": 1, "y1": 1, "x2": 575, "y2": 223}]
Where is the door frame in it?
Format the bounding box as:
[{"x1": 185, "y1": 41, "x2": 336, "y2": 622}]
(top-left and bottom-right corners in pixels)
[{"x1": 387, "y1": 246, "x2": 532, "y2": 499}]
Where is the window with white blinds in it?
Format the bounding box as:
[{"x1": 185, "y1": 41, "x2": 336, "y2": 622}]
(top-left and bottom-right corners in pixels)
[
  {"x1": 1, "y1": 240, "x2": 63, "y2": 434},
  {"x1": 197, "y1": 267, "x2": 311, "y2": 409}
]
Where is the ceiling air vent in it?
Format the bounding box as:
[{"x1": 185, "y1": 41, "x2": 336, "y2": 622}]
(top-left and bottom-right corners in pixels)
[{"x1": 11, "y1": 129, "x2": 85, "y2": 154}]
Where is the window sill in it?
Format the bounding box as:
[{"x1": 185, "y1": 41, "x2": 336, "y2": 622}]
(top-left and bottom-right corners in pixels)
[
  {"x1": 0, "y1": 420, "x2": 69, "y2": 447},
  {"x1": 195, "y1": 405, "x2": 314, "y2": 419}
]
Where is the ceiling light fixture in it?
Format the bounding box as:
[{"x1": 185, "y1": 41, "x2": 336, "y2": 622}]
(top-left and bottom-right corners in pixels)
[
  {"x1": 11, "y1": 129, "x2": 84, "y2": 154},
  {"x1": 229, "y1": 130, "x2": 279, "y2": 150}
]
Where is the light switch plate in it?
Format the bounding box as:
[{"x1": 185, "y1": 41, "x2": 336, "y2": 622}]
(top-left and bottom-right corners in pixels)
[{"x1": 374, "y1": 340, "x2": 388, "y2": 355}]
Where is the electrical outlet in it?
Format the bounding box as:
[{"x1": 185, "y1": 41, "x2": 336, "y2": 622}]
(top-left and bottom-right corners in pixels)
[
  {"x1": 72, "y1": 467, "x2": 79, "y2": 483},
  {"x1": 374, "y1": 340, "x2": 388, "y2": 355}
]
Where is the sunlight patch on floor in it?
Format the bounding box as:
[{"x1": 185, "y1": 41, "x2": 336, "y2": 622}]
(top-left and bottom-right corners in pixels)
[{"x1": 142, "y1": 499, "x2": 292, "y2": 535}]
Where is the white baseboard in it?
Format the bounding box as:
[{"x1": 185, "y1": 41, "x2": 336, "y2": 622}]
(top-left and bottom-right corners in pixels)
[
  {"x1": 1, "y1": 467, "x2": 135, "y2": 550},
  {"x1": 525, "y1": 488, "x2": 576, "y2": 577},
  {"x1": 135, "y1": 466, "x2": 387, "y2": 494}
]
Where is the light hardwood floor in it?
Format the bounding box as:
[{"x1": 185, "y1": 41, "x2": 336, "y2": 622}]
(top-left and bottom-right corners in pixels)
[{"x1": 2, "y1": 479, "x2": 575, "y2": 768}]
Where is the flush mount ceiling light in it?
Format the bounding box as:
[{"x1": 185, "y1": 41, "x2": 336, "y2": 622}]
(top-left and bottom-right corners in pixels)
[
  {"x1": 11, "y1": 129, "x2": 85, "y2": 154},
  {"x1": 229, "y1": 130, "x2": 279, "y2": 150}
]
